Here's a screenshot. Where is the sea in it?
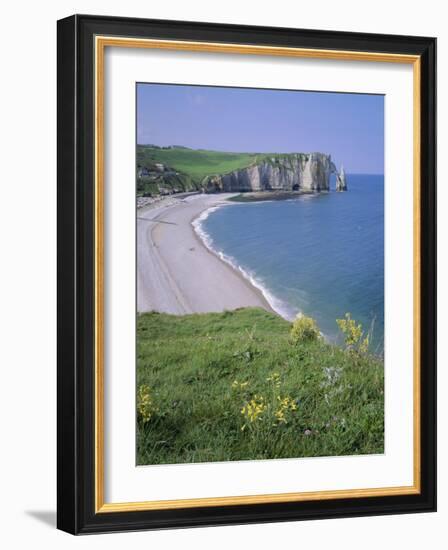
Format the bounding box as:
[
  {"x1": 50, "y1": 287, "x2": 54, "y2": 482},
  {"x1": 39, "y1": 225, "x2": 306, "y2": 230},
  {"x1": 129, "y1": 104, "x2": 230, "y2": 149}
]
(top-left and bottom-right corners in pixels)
[{"x1": 194, "y1": 174, "x2": 384, "y2": 352}]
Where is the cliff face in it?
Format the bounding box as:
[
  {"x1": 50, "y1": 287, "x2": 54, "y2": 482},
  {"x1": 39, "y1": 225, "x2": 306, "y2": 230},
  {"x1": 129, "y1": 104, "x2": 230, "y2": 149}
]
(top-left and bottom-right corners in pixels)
[
  {"x1": 336, "y1": 165, "x2": 347, "y2": 192},
  {"x1": 204, "y1": 153, "x2": 336, "y2": 193}
]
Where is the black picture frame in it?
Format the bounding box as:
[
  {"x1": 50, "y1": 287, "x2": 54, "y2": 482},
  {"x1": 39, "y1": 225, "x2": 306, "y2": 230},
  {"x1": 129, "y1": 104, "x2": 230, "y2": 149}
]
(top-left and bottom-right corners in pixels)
[{"x1": 57, "y1": 14, "x2": 436, "y2": 534}]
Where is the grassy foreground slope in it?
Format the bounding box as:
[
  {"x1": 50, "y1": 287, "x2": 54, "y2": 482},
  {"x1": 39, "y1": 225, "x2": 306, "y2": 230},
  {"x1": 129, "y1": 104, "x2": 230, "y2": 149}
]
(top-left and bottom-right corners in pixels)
[{"x1": 137, "y1": 308, "x2": 384, "y2": 465}]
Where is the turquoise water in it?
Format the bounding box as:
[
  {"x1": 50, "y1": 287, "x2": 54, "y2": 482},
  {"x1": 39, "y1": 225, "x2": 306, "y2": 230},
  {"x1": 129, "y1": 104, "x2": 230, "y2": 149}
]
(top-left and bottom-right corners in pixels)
[{"x1": 198, "y1": 175, "x2": 384, "y2": 352}]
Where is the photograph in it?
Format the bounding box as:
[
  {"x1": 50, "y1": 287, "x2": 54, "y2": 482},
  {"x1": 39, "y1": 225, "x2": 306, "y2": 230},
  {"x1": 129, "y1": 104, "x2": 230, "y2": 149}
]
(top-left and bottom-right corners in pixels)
[
  {"x1": 53, "y1": 10, "x2": 435, "y2": 536},
  {"x1": 136, "y1": 83, "x2": 385, "y2": 466}
]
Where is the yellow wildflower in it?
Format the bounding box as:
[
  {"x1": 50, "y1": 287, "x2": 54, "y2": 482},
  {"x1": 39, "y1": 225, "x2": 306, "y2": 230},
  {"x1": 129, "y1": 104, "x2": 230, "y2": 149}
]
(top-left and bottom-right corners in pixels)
[
  {"x1": 137, "y1": 384, "x2": 157, "y2": 424},
  {"x1": 274, "y1": 396, "x2": 298, "y2": 425},
  {"x1": 290, "y1": 315, "x2": 320, "y2": 343},
  {"x1": 336, "y1": 313, "x2": 363, "y2": 346},
  {"x1": 266, "y1": 372, "x2": 281, "y2": 388},
  {"x1": 241, "y1": 395, "x2": 266, "y2": 423},
  {"x1": 232, "y1": 379, "x2": 249, "y2": 390},
  {"x1": 336, "y1": 313, "x2": 370, "y2": 353},
  {"x1": 359, "y1": 335, "x2": 370, "y2": 354}
]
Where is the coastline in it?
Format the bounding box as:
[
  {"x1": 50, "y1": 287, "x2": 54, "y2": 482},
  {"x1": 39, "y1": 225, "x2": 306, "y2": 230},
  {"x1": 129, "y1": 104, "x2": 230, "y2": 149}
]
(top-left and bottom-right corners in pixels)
[
  {"x1": 137, "y1": 193, "x2": 276, "y2": 316},
  {"x1": 191, "y1": 206, "x2": 297, "y2": 321}
]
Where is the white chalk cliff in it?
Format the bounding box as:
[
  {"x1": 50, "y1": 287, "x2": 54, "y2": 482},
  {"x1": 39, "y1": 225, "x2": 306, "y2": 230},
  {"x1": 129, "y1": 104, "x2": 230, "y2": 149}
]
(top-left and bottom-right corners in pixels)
[
  {"x1": 203, "y1": 153, "x2": 337, "y2": 193},
  {"x1": 335, "y1": 165, "x2": 347, "y2": 192}
]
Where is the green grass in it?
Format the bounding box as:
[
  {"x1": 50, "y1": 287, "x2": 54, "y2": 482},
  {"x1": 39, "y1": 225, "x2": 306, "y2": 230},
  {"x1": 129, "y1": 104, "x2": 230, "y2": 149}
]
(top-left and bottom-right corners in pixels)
[
  {"x1": 137, "y1": 308, "x2": 384, "y2": 465},
  {"x1": 137, "y1": 146, "x2": 257, "y2": 183}
]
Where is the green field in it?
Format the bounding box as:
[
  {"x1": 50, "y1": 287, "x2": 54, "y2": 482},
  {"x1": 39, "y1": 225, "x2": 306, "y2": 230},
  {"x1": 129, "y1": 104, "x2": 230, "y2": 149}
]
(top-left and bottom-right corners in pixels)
[
  {"x1": 137, "y1": 145, "x2": 257, "y2": 182},
  {"x1": 137, "y1": 308, "x2": 384, "y2": 465}
]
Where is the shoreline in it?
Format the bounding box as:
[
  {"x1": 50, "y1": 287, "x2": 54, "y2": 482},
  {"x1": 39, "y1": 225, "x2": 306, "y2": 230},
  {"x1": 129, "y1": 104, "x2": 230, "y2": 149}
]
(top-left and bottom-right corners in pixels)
[
  {"x1": 190, "y1": 217, "x2": 277, "y2": 317},
  {"x1": 227, "y1": 190, "x2": 324, "y2": 203},
  {"x1": 137, "y1": 193, "x2": 277, "y2": 317},
  {"x1": 190, "y1": 205, "x2": 295, "y2": 321}
]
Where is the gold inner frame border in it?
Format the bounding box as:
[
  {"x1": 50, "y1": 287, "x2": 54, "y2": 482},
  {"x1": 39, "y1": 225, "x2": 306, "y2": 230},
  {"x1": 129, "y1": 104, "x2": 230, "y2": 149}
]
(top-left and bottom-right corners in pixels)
[{"x1": 94, "y1": 36, "x2": 421, "y2": 513}]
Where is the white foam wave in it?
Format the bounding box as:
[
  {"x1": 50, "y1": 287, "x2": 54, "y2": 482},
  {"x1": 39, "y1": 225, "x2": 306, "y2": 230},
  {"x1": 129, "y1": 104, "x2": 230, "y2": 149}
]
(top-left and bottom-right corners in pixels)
[{"x1": 191, "y1": 205, "x2": 223, "y2": 251}]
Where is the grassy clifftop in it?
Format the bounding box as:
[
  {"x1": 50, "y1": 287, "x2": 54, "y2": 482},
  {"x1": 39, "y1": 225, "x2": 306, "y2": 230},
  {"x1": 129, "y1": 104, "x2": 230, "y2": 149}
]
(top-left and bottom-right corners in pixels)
[
  {"x1": 137, "y1": 145, "x2": 257, "y2": 182},
  {"x1": 137, "y1": 308, "x2": 384, "y2": 465},
  {"x1": 136, "y1": 146, "x2": 313, "y2": 196}
]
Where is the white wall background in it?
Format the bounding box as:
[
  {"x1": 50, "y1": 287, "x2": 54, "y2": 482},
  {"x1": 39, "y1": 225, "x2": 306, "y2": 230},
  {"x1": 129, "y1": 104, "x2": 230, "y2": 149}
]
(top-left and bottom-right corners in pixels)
[{"x1": 0, "y1": 0, "x2": 444, "y2": 547}]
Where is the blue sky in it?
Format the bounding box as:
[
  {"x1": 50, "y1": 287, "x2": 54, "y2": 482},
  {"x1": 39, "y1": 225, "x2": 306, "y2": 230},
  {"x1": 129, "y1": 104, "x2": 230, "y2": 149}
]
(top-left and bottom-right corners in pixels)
[{"x1": 137, "y1": 83, "x2": 384, "y2": 174}]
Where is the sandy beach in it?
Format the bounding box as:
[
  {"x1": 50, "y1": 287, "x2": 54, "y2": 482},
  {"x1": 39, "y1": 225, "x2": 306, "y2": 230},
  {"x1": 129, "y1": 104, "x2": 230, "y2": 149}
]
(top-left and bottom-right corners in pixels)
[{"x1": 137, "y1": 193, "x2": 273, "y2": 315}]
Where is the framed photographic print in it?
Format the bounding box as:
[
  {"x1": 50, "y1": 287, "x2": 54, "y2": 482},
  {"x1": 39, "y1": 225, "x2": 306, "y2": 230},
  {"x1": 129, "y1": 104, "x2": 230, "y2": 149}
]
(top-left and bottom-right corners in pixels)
[{"x1": 57, "y1": 14, "x2": 436, "y2": 534}]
